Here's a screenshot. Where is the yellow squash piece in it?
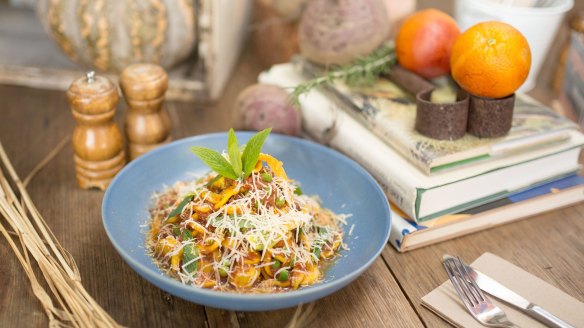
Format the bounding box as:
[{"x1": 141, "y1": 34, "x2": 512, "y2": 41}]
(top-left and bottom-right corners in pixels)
[
  {"x1": 198, "y1": 239, "x2": 220, "y2": 254},
  {"x1": 302, "y1": 263, "x2": 321, "y2": 285},
  {"x1": 187, "y1": 221, "x2": 208, "y2": 236},
  {"x1": 243, "y1": 251, "x2": 261, "y2": 265},
  {"x1": 230, "y1": 265, "x2": 260, "y2": 288},
  {"x1": 256, "y1": 153, "x2": 289, "y2": 180},
  {"x1": 261, "y1": 279, "x2": 291, "y2": 288},
  {"x1": 155, "y1": 236, "x2": 179, "y2": 257},
  {"x1": 290, "y1": 270, "x2": 305, "y2": 290},
  {"x1": 170, "y1": 248, "x2": 184, "y2": 271},
  {"x1": 199, "y1": 190, "x2": 222, "y2": 204},
  {"x1": 194, "y1": 204, "x2": 212, "y2": 213},
  {"x1": 225, "y1": 205, "x2": 243, "y2": 215},
  {"x1": 214, "y1": 186, "x2": 240, "y2": 209}
]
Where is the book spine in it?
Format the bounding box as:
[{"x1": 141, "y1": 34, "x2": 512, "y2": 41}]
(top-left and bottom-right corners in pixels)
[
  {"x1": 396, "y1": 174, "x2": 584, "y2": 252},
  {"x1": 400, "y1": 184, "x2": 584, "y2": 252},
  {"x1": 388, "y1": 207, "x2": 419, "y2": 251},
  {"x1": 258, "y1": 65, "x2": 419, "y2": 218}
]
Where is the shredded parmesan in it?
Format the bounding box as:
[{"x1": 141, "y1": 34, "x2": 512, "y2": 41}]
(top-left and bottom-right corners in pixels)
[{"x1": 147, "y1": 163, "x2": 350, "y2": 293}]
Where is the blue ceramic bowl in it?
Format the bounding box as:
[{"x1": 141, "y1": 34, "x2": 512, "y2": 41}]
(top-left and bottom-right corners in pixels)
[{"x1": 102, "y1": 132, "x2": 390, "y2": 311}]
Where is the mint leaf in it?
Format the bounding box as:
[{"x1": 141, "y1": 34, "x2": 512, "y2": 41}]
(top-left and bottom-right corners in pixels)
[
  {"x1": 190, "y1": 129, "x2": 271, "y2": 181},
  {"x1": 241, "y1": 128, "x2": 271, "y2": 177},
  {"x1": 190, "y1": 147, "x2": 238, "y2": 180},
  {"x1": 227, "y1": 128, "x2": 242, "y2": 178}
]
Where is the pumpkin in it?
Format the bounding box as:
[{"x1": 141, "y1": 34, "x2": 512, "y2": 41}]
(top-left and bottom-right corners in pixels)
[{"x1": 36, "y1": 0, "x2": 197, "y2": 73}]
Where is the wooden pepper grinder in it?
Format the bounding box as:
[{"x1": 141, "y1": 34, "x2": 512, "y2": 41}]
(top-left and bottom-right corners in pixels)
[
  {"x1": 68, "y1": 71, "x2": 126, "y2": 190},
  {"x1": 120, "y1": 63, "x2": 172, "y2": 160}
]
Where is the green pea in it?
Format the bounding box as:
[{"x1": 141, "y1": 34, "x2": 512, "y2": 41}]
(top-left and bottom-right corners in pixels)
[
  {"x1": 277, "y1": 269, "x2": 289, "y2": 282},
  {"x1": 262, "y1": 172, "x2": 272, "y2": 182},
  {"x1": 275, "y1": 197, "x2": 286, "y2": 207},
  {"x1": 271, "y1": 260, "x2": 281, "y2": 270}
]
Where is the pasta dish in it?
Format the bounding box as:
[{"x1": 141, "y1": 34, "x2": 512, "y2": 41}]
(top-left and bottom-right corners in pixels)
[{"x1": 147, "y1": 145, "x2": 348, "y2": 293}]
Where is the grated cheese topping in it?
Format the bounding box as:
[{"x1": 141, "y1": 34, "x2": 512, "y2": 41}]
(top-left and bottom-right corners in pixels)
[{"x1": 146, "y1": 162, "x2": 349, "y2": 293}]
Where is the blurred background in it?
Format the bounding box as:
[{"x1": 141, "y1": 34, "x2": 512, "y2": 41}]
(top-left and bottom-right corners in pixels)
[{"x1": 0, "y1": 0, "x2": 583, "y2": 111}]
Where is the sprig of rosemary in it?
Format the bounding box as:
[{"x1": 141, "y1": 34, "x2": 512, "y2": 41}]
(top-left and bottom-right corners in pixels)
[{"x1": 291, "y1": 43, "x2": 396, "y2": 104}]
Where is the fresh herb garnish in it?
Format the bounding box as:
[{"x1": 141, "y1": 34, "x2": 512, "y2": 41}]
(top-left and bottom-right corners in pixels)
[
  {"x1": 182, "y1": 229, "x2": 193, "y2": 241},
  {"x1": 205, "y1": 174, "x2": 222, "y2": 188},
  {"x1": 166, "y1": 193, "x2": 194, "y2": 221},
  {"x1": 227, "y1": 129, "x2": 242, "y2": 177},
  {"x1": 182, "y1": 244, "x2": 199, "y2": 274},
  {"x1": 190, "y1": 128, "x2": 271, "y2": 181},
  {"x1": 190, "y1": 146, "x2": 237, "y2": 180},
  {"x1": 313, "y1": 246, "x2": 322, "y2": 259},
  {"x1": 241, "y1": 128, "x2": 271, "y2": 177},
  {"x1": 291, "y1": 43, "x2": 396, "y2": 104}
]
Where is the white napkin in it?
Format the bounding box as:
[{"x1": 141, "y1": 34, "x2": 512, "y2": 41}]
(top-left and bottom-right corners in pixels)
[{"x1": 422, "y1": 252, "x2": 584, "y2": 327}]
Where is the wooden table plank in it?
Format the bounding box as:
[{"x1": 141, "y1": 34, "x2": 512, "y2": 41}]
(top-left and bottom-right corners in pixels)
[
  {"x1": 238, "y1": 256, "x2": 423, "y2": 328},
  {"x1": 0, "y1": 85, "x2": 74, "y2": 328},
  {"x1": 381, "y1": 204, "x2": 584, "y2": 327}
]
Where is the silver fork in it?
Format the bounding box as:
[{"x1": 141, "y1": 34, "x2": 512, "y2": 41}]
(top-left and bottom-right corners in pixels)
[{"x1": 443, "y1": 255, "x2": 520, "y2": 328}]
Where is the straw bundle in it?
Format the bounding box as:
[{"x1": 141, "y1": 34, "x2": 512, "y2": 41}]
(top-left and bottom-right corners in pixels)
[{"x1": 0, "y1": 139, "x2": 122, "y2": 328}]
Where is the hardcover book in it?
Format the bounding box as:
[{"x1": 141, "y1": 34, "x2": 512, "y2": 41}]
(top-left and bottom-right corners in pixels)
[{"x1": 298, "y1": 59, "x2": 579, "y2": 175}]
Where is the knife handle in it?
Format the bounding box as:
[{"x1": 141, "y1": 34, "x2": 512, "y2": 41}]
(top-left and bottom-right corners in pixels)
[{"x1": 527, "y1": 304, "x2": 575, "y2": 328}]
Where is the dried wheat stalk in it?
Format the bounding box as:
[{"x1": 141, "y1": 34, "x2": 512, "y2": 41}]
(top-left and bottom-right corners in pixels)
[
  {"x1": 286, "y1": 302, "x2": 316, "y2": 328},
  {"x1": 0, "y1": 139, "x2": 122, "y2": 328}
]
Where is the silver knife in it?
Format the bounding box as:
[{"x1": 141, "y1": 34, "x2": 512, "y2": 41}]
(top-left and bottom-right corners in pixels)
[{"x1": 465, "y1": 264, "x2": 575, "y2": 328}]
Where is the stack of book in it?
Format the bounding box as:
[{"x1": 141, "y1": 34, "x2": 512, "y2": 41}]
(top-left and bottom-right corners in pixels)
[{"x1": 259, "y1": 62, "x2": 584, "y2": 252}]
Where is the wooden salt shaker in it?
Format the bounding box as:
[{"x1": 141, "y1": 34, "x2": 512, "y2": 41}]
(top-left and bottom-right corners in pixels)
[
  {"x1": 120, "y1": 63, "x2": 171, "y2": 160},
  {"x1": 68, "y1": 71, "x2": 126, "y2": 190}
]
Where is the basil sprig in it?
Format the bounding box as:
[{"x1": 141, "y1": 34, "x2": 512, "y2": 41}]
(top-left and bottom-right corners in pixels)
[{"x1": 191, "y1": 128, "x2": 271, "y2": 180}]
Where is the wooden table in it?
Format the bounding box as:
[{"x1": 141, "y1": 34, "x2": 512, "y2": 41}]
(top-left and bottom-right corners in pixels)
[{"x1": 1, "y1": 48, "x2": 583, "y2": 328}]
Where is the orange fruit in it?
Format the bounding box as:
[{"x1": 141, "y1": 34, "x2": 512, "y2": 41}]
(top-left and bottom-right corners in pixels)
[
  {"x1": 395, "y1": 9, "x2": 460, "y2": 79},
  {"x1": 450, "y1": 21, "x2": 531, "y2": 99}
]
